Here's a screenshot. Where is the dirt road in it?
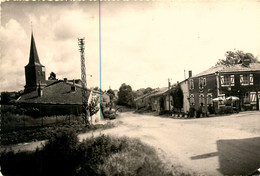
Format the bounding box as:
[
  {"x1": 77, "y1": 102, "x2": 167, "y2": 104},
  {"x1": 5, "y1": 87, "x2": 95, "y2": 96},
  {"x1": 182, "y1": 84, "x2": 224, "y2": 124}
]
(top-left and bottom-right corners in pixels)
[
  {"x1": 2, "y1": 111, "x2": 260, "y2": 175},
  {"x1": 79, "y1": 111, "x2": 260, "y2": 175}
]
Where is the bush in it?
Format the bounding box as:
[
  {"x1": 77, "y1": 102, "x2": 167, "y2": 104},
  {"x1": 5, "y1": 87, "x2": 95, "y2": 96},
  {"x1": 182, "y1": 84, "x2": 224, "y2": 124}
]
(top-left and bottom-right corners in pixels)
[
  {"x1": 188, "y1": 108, "x2": 196, "y2": 117},
  {"x1": 224, "y1": 107, "x2": 233, "y2": 114},
  {"x1": 196, "y1": 108, "x2": 202, "y2": 118},
  {"x1": 0, "y1": 130, "x2": 172, "y2": 176}
]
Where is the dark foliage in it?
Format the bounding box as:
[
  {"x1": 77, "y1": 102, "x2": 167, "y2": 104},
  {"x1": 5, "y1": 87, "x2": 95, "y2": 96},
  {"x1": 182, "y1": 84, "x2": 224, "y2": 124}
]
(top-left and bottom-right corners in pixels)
[
  {"x1": 216, "y1": 50, "x2": 259, "y2": 66},
  {"x1": 0, "y1": 130, "x2": 172, "y2": 176},
  {"x1": 1, "y1": 92, "x2": 12, "y2": 105},
  {"x1": 48, "y1": 72, "x2": 57, "y2": 80},
  {"x1": 117, "y1": 83, "x2": 135, "y2": 107},
  {"x1": 171, "y1": 84, "x2": 183, "y2": 112}
]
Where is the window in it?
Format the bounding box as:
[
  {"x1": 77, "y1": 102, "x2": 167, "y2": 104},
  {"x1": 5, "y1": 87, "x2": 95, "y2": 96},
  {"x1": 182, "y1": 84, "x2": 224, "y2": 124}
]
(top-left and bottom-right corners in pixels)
[
  {"x1": 250, "y1": 74, "x2": 254, "y2": 85},
  {"x1": 240, "y1": 74, "x2": 252, "y2": 86},
  {"x1": 220, "y1": 75, "x2": 234, "y2": 87},
  {"x1": 207, "y1": 94, "x2": 213, "y2": 105},
  {"x1": 189, "y1": 79, "x2": 194, "y2": 90},
  {"x1": 199, "y1": 77, "x2": 206, "y2": 89},
  {"x1": 190, "y1": 94, "x2": 195, "y2": 105},
  {"x1": 199, "y1": 94, "x2": 205, "y2": 106}
]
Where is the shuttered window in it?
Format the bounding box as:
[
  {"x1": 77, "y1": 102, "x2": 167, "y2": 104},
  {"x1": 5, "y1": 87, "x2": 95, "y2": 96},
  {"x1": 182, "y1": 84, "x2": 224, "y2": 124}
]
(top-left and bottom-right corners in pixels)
[
  {"x1": 207, "y1": 94, "x2": 213, "y2": 105},
  {"x1": 189, "y1": 79, "x2": 194, "y2": 90},
  {"x1": 250, "y1": 92, "x2": 257, "y2": 104},
  {"x1": 220, "y1": 75, "x2": 234, "y2": 87},
  {"x1": 199, "y1": 77, "x2": 206, "y2": 89},
  {"x1": 190, "y1": 94, "x2": 195, "y2": 105},
  {"x1": 199, "y1": 94, "x2": 205, "y2": 106},
  {"x1": 250, "y1": 74, "x2": 254, "y2": 85},
  {"x1": 230, "y1": 75, "x2": 235, "y2": 86},
  {"x1": 240, "y1": 74, "x2": 252, "y2": 86}
]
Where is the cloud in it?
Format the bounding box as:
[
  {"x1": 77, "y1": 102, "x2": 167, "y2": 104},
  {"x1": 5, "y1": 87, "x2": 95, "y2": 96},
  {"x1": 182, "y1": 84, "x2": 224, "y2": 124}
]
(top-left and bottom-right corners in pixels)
[
  {"x1": 1, "y1": 1, "x2": 260, "y2": 92},
  {"x1": 0, "y1": 19, "x2": 28, "y2": 91}
]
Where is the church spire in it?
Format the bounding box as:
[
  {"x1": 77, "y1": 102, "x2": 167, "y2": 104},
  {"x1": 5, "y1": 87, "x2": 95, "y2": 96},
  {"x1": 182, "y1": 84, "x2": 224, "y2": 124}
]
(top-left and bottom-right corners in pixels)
[
  {"x1": 27, "y1": 33, "x2": 42, "y2": 66},
  {"x1": 24, "y1": 33, "x2": 46, "y2": 93}
]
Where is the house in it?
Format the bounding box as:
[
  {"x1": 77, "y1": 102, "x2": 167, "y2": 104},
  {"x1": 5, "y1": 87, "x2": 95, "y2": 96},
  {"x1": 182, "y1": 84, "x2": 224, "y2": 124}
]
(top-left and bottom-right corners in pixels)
[
  {"x1": 17, "y1": 79, "x2": 107, "y2": 116},
  {"x1": 17, "y1": 33, "x2": 109, "y2": 116},
  {"x1": 187, "y1": 58, "x2": 260, "y2": 114},
  {"x1": 135, "y1": 87, "x2": 173, "y2": 113}
]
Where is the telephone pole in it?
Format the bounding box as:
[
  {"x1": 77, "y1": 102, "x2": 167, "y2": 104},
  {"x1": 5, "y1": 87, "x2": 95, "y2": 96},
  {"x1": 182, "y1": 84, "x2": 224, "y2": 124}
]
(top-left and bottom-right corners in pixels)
[
  {"x1": 168, "y1": 78, "x2": 172, "y2": 112},
  {"x1": 78, "y1": 38, "x2": 89, "y2": 124}
]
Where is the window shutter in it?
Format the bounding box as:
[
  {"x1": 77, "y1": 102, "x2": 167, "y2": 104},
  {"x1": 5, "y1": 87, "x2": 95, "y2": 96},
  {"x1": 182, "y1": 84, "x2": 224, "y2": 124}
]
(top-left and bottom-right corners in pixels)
[
  {"x1": 240, "y1": 75, "x2": 243, "y2": 85},
  {"x1": 199, "y1": 78, "x2": 202, "y2": 89},
  {"x1": 230, "y1": 75, "x2": 234, "y2": 86},
  {"x1": 250, "y1": 74, "x2": 254, "y2": 85},
  {"x1": 189, "y1": 79, "x2": 194, "y2": 90},
  {"x1": 220, "y1": 76, "x2": 224, "y2": 86},
  {"x1": 250, "y1": 92, "x2": 256, "y2": 104},
  {"x1": 203, "y1": 78, "x2": 206, "y2": 86}
]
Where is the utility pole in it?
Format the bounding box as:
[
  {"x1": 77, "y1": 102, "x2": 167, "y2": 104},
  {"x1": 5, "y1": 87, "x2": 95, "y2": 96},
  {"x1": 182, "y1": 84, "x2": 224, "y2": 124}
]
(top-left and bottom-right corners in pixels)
[
  {"x1": 168, "y1": 78, "x2": 172, "y2": 112},
  {"x1": 78, "y1": 38, "x2": 89, "y2": 124}
]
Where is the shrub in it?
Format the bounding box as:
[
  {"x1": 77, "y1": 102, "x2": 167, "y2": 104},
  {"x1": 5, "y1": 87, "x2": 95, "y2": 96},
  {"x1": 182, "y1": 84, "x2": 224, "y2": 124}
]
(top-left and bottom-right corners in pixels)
[
  {"x1": 196, "y1": 108, "x2": 202, "y2": 118},
  {"x1": 0, "y1": 131, "x2": 172, "y2": 176},
  {"x1": 188, "y1": 108, "x2": 195, "y2": 117}
]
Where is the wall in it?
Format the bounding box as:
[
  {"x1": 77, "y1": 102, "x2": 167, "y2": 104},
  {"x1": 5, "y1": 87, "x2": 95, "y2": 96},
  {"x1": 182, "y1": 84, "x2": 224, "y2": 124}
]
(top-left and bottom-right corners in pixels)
[{"x1": 180, "y1": 80, "x2": 190, "y2": 113}]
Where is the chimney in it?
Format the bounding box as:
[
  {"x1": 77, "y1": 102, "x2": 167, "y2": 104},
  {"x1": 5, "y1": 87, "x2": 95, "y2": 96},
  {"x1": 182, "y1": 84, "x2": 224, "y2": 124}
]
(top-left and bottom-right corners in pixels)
[
  {"x1": 64, "y1": 78, "x2": 68, "y2": 82},
  {"x1": 71, "y1": 80, "x2": 76, "y2": 92},
  {"x1": 38, "y1": 81, "x2": 43, "y2": 97},
  {"x1": 189, "y1": 70, "x2": 192, "y2": 78}
]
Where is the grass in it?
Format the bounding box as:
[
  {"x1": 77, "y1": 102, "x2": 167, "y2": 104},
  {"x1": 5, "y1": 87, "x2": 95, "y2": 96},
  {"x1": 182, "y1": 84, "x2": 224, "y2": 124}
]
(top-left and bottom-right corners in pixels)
[
  {"x1": 0, "y1": 129, "x2": 174, "y2": 176},
  {"x1": 1, "y1": 113, "x2": 114, "y2": 145}
]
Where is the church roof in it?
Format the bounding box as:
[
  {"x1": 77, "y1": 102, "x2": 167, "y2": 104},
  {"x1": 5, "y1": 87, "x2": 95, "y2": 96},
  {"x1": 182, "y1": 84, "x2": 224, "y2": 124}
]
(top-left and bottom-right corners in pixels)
[{"x1": 26, "y1": 33, "x2": 43, "y2": 67}]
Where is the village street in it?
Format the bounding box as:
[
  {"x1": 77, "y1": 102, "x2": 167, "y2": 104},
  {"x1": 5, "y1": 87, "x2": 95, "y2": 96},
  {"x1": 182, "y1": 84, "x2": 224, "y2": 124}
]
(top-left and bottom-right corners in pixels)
[
  {"x1": 80, "y1": 111, "x2": 260, "y2": 176},
  {"x1": 3, "y1": 111, "x2": 260, "y2": 175}
]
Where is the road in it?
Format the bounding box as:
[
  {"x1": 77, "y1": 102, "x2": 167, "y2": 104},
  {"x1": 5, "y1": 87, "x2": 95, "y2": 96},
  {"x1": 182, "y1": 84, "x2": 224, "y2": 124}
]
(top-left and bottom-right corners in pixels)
[
  {"x1": 2, "y1": 111, "x2": 260, "y2": 175},
  {"x1": 80, "y1": 111, "x2": 260, "y2": 175}
]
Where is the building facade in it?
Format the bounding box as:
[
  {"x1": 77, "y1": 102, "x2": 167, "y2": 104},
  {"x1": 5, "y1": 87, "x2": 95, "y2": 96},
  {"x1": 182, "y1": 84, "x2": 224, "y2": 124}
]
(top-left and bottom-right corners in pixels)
[{"x1": 187, "y1": 59, "x2": 260, "y2": 113}]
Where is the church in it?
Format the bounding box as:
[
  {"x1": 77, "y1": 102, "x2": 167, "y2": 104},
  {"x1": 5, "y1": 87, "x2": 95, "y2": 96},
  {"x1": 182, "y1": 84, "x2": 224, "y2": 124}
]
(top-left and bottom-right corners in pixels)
[{"x1": 17, "y1": 33, "x2": 109, "y2": 117}]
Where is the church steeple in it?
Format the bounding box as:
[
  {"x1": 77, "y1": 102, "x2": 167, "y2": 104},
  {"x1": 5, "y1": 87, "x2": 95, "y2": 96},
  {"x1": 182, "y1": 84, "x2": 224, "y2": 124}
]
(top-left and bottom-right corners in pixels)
[
  {"x1": 24, "y1": 33, "x2": 46, "y2": 93},
  {"x1": 27, "y1": 33, "x2": 42, "y2": 66}
]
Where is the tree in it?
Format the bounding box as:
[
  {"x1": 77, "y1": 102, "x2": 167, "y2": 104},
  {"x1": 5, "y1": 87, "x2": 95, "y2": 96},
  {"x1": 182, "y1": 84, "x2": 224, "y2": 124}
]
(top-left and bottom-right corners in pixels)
[
  {"x1": 93, "y1": 87, "x2": 102, "y2": 93},
  {"x1": 1, "y1": 92, "x2": 12, "y2": 105},
  {"x1": 216, "y1": 50, "x2": 259, "y2": 66},
  {"x1": 117, "y1": 83, "x2": 134, "y2": 107},
  {"x1": 107, "y1": 89, "x2": 115, "y2": 101},
  {"x1": 48, "y1": 72, "x2": 57, "y2": 80},
  {"x1": 171, "y1": 84, "x2": 183, "y2": 112},
  {"x1": 143, "y1": 87, "x2": 154, "y2": 95}
]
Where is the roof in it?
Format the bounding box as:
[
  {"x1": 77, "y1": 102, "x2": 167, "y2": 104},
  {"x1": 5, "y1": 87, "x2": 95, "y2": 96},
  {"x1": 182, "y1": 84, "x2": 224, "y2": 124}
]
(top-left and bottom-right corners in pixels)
[
  {"x1": 18, "y1": 80, "x2": 103, "y2": 105},
  {"x1": 134, "y1": 87, "x2": 170, "y2": 101},
  {"x1": 192, "y1": 63, "x2": 260, "y2": 78},
  {"x1": 26, "y1": 33, "x2": 44, "y2": 67}
]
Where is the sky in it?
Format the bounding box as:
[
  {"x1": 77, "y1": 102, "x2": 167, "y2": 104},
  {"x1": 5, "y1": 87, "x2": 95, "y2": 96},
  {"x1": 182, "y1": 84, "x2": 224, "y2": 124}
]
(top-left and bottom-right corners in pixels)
[{"x1": 1, "y1": 0, "x2": 260, "y2": 92}]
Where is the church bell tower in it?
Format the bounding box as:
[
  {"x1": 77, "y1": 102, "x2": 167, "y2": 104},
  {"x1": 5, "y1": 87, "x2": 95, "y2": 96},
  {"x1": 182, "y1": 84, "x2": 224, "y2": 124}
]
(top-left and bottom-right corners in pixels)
[{"x1": 24, "y1": 33, "x2": 46, "y2": 93}]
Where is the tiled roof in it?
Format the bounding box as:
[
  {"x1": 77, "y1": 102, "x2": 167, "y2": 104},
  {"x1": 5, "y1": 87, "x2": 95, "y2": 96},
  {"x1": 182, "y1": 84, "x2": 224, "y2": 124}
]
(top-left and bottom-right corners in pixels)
[
  {"x1": 192, "y1": 63, "x2": 260, "y2": 78},
  {"x1": 18, "y1": 80, "x2": 102, "y2": 105},
  {"x1": 134, "y1": 88, "x2": 160, "y2": 101}
]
